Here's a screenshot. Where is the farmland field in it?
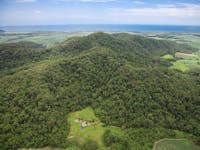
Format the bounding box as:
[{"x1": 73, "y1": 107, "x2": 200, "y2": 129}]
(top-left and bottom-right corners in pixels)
[
  {"x1": 151, "y1": 33, "x2": 200, "y2": 72},
  {"x1": 0, "y1": 32, "x2": 91, "y2": 47},
  {"x1": 154, "y1": 139, "x2": 200, "y2": 150},
  {"x1": 170, "y1": 52, "x2": 200, "y2": 72},
  {"x1": 175, "y1": 52, "x2": 198, "y2": 59}
]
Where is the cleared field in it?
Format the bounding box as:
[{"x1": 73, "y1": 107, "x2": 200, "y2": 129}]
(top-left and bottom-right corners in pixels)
[
  {"x1": 175, "y1": 52, "x2": 198, "y2": 59},
  {"x1": 67, "y1": 107, "x2": 124, "y2": 149},
  {"x1": 161, "y1": 51, "x2": 199, "y2": 72},
  {"x1": 67, "y1": 107, "x2": 104, "y2": 147},
  {"x1": 147, "y1": 32, "x2": 200, "y2": 72},
  {"x1": 170, "y1": 61, "x2": 189, "y2": 72},
  {"x1": 154, "y1": 139, "x2": 200, "y2": 150},
  {"x1": 162, "y1": 54, "x2": 174, "y2": 59},
  {"x1": 171, "y1": 52, "x2": 200, "y2": 72}
]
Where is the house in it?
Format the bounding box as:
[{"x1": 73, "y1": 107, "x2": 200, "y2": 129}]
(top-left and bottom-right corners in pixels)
[{"x1": 81, "y1": 121, "x2": 87, "y2": 128}]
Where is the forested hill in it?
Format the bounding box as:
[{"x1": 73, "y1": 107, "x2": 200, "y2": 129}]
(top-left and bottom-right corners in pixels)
[
  {"x1": 58, "y1": 32, "x2": 196, "y2": 56},
  {"x1": 55, "y1": 32, "x2": 197, "y2": 68},
  {"x1": 0, "y1": 32, "x2": 199, "y2": 150},
  {"x1": 0, "y1": 32, "x2": 197, "y2": 70}
]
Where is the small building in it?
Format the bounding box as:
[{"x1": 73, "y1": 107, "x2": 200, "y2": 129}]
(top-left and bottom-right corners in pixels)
[{"x1": 81, "y1": 121, "x2": 87, "y2": 128}]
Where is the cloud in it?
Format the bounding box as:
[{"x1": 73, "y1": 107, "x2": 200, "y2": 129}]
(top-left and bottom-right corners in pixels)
[
  {"x1": 155, "y1": 4, "x2": 176, "y2": 8},
  {"x1": 35, "y1": 10, "x2": 41, "y2": 14},
  {"x1": 58, "y1": 0, "x2": 116, "y2": 2},
  {"x1": 125, "y1": 3, "x2": 200, "y2": 17},
  {"x1": 1, "y1": 1, "x2": 200, "y2": 25},
  {"x1": 132, "y1": 1, "x2": 145, "y2": 5},
  {"x1": 16, "y1": 0, "x2": 37, "y2": 2},
  {"x1": 105, "y1": 3, "x2": 200, "y2": 25}
]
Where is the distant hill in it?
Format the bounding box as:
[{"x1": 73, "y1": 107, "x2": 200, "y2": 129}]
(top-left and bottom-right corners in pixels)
[
  {"x1": 0, "y1": 29, "x2": 5, "y2": 33},
  {"x1": 0, "y1": 32, "x2": 199, "y2": 150}
]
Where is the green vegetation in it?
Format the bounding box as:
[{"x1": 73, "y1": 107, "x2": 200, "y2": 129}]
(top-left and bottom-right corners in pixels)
[
  {"x1": 147, "y1": 32, "x2": 200, "y2": 72},
  {"x1": 174, "y1": 52, "x2": 200, "y2": 71},
  {"x1": 67, "y1": 107, "x2": 125, "y2": 149},
  {"x1": 175, "y1": 52, "x2": 198, "y2": 59},
  {"x1": 162, "y1": 52, "x2": 200, "y2": 72},
  {"x1": 81, "y1": 139, "x2": 99, "y2": 150},
  {"x1": 67, "y1": 107, "x2": 105, "y2": 148},
  {"x1": 0, "y1": 32, "x2": 199, "y2": 150},
  {"x1": 170, "y1": 61, "x2": 189, "y2": 72},
  {"x1": 154, "y1": 139, "x2": 200, "y2": 150},
  {"x1": 68, "y1": 107, "x2": 197, "y2": 150},
  {"x1": 162, "y1": 54, "x2": 174, "y2": 59},
  {"x1": 0, "y1": 32, "x2": 91, "y2": 48},
  {"x1": 0, "y1": 42, "x2": 50, "y2": 69}
]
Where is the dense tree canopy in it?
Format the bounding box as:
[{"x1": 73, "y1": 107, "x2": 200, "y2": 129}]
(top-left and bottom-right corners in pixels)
[{"x1": 0, "y1": 32, "x2": 199, "y2": 150}]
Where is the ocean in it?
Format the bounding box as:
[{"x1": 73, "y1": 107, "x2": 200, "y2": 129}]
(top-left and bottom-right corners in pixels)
[{"x1": 1, "y1": 25, "x2": 200, "y2": 32}]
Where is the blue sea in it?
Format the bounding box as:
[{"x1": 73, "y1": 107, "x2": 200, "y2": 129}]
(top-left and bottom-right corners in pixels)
[{"x1": 1, "y1": 25, "x2": 200, "y2": 32}]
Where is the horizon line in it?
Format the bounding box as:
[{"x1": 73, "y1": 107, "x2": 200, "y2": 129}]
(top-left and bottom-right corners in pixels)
[{"x1": 1, "y1": 24, "x2": 200, "y2": 27}]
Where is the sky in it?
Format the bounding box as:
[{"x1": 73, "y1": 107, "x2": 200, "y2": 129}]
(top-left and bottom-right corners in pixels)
[{"x1": 0, "y1": 0, "x2": 200, "y2": 26}]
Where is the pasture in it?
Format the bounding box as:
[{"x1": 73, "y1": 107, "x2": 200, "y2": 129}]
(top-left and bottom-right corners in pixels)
[{"x1": 154, "y1": 139, "x2": 200, "y2": 150}]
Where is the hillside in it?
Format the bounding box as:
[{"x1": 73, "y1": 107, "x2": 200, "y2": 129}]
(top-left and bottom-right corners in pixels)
[
  {"x1": 0, "y1": 32, "x2": 199, "y2": 150},
  {"x1": 0, "y1": 42, "x2": 49, "y2": 69}
]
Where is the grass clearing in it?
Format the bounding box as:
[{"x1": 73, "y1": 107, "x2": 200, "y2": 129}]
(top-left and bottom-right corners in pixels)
[
  {"x1": 162, "y1": 54, "x2": 174, "y2": 59},
  {"x1": 170, "y1": 61, "x2": 189, "y2": 72},
  {"x1": 67, "y1": 107, "x2": 104, "y2": 147},
  {"x1": 154, "y1": 139, "x2": 200, "y2": 150},
  {"x1": 67, "y1": 107, "x2": 124, "y2": 149}
]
